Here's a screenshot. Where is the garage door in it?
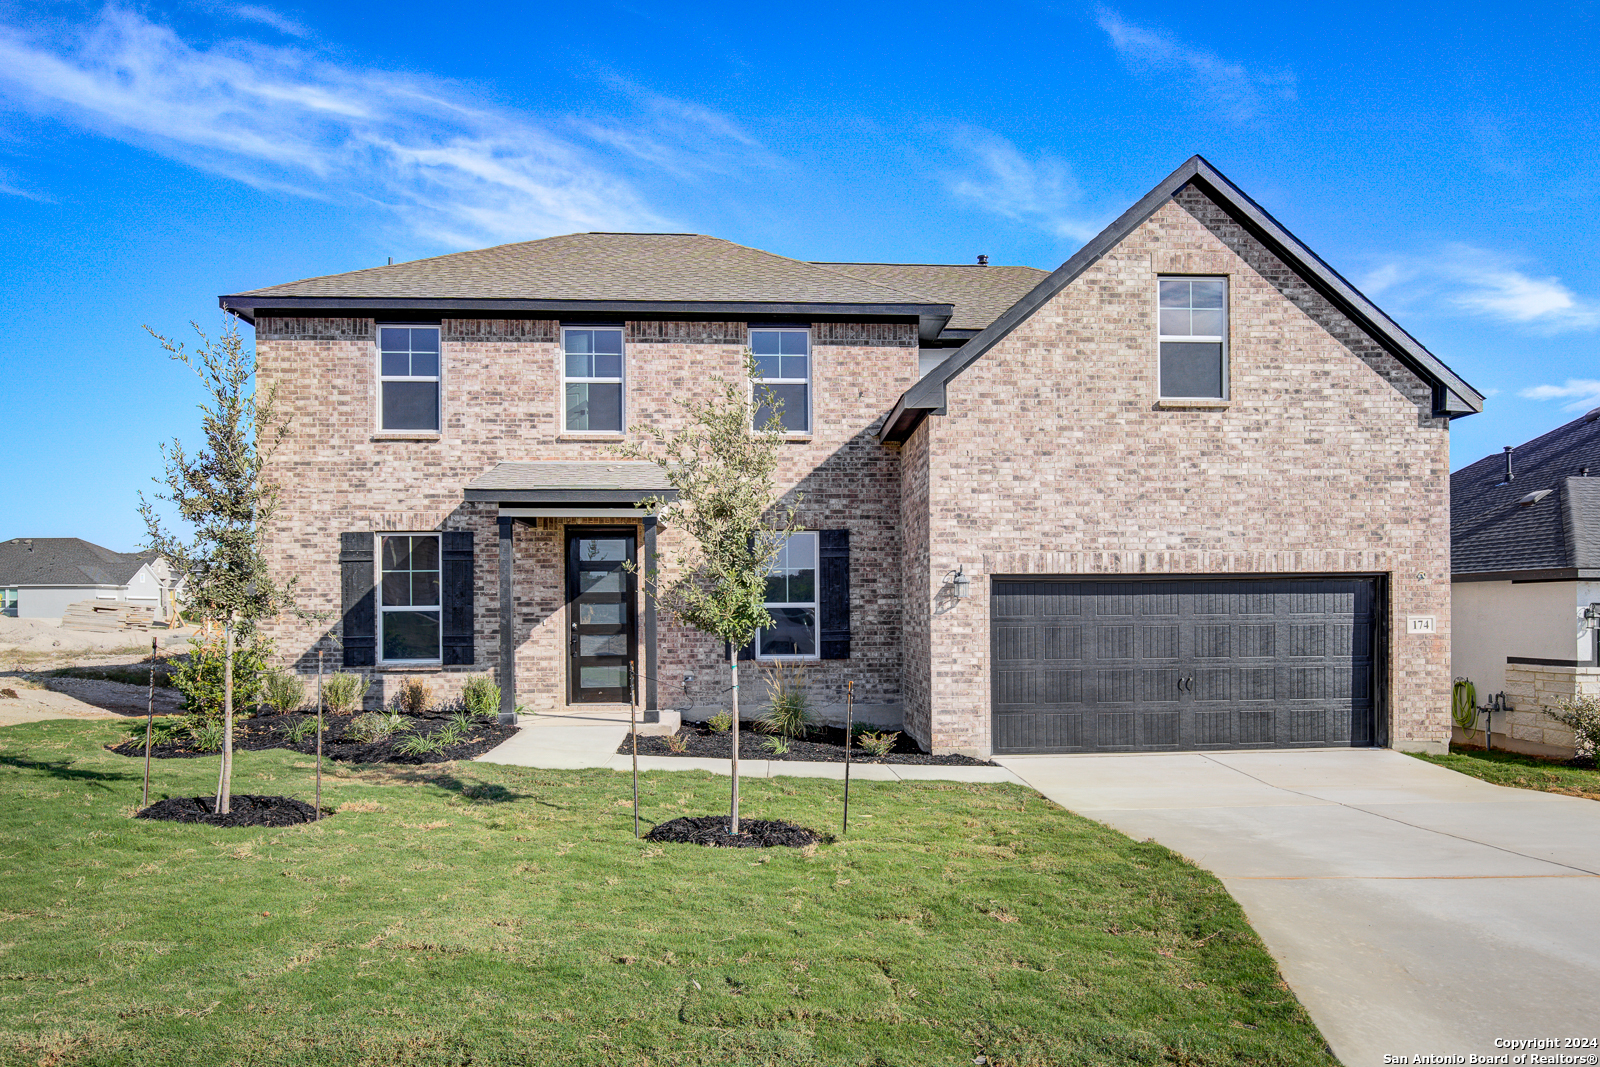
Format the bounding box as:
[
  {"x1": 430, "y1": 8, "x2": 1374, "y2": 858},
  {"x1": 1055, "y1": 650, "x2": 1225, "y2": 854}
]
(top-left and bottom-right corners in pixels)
[{"x1": 991, "y1": 578, "x2": 1377, "y2": 754}]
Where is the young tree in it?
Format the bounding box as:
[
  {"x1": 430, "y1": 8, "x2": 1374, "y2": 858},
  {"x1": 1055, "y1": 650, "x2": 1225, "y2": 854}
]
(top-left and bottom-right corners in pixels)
[
  {"x1": 622, "y1": 359, "x2": 800, "y2": 833},
  {"x1": 139, "y1": 314, "x2": 298, "y2": 815}
]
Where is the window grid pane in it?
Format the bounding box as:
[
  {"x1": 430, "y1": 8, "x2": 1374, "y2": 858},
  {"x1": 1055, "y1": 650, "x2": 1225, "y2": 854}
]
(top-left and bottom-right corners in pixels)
[
  {"x1": 381, "y1": 535, "x2": 441, "y2": 661},
  {"x1": 758, "y1": 532, "x2": 818, "y2": 659},
  {"x1": 562, "y1": 329, "x2": 624, "y2": 431},
  {"x1": 1158, "y1": 277, "x2": 1227, "y2": 400},
  {"x1": 750, "y1": 329, "x2": 810, "y2": 433}
]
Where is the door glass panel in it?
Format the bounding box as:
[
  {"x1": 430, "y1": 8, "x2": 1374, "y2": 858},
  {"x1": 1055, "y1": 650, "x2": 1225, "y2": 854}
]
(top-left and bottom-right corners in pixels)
[
  {"x1": 580, "y1": 666, "x2": 628, "y2": 689},
  {"x1": 578, "y1": 569, "x2": 624, "y2": 593},
  {"x1": 579, "y1": 602, "x2": 625, "y2": 626},
  {"x1": 576, "y1": 538, "x2": 627, "y2": 561},
  {"x1": 580, "y1": 634, "x2": 628, "y2": 657}
]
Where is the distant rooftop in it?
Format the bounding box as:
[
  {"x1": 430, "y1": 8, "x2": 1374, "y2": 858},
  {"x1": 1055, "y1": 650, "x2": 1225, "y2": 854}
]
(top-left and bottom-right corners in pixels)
[{"x1": 0, "y1": 538, "x2": 151, "y2": 588}]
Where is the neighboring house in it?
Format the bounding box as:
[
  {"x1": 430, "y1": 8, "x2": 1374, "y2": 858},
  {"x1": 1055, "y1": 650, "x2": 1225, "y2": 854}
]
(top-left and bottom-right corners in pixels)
[
  {"x1": 0, "y1": 537, "x2": 175, "y2": 621},
  {"x1": 222, "y1": 156, "x2": 1482, "y2": 757},
  {"x1": 1451, "y1": 413, "x2": 1600, "y2": 756}
]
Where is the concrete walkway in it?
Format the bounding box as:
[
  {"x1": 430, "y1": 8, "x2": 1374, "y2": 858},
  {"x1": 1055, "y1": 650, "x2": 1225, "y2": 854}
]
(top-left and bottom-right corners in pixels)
[
  {"x1": 475, "y1": 710, "x2": 1024, "y2": 783},
  {"x1": 995, "y1": 749, "x2": 1600, "y2": 1067}
]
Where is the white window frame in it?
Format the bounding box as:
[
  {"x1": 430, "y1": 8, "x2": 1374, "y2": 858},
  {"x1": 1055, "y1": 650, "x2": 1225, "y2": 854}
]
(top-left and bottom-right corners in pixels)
[
  {"x1": 377, "y1": 532, "x2": 442, "y2": 665},
  {"x1": 1156, "y1": 276, "x2": 1229, "y2": 400},
  {"x1": 748, "y1": 326, "x2": 812, "y2": 436},
  {"x1": 376, "y1": 324, "x2": 442, "y2": 432},
  {"x1": 560, "y1": 326, "x2": 626, "y2": 435},
  {"x1": 755, "y1": 531, "x2": 819, "y2": 662}
]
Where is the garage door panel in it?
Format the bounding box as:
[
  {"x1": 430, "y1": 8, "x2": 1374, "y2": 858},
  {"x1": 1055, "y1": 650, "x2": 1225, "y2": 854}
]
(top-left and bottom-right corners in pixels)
[{"x1": 992, "y1": 576, "x2": 1378, "y2": 754}]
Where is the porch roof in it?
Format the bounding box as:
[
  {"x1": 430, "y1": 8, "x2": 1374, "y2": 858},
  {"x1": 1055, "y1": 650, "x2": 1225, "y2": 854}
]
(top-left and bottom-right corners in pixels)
[{"x1": 463, "y1": 461, "x2": 676, "y2": 505}]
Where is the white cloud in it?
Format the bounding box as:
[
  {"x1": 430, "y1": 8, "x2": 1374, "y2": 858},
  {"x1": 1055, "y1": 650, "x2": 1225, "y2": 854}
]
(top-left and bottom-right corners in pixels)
[
  {"x1": 1361, "y1": 244, "x2": 1600, "y2": 333},
  {"x1": 230, "y1": 5, "x2": 311, "y2": 38},
  {"x1": 0, "y1": 8, "x2": 761, "y2": 246},
  {"x1": 946, "y1": 128, "x2": 1103, "y2": 243},
  {"x1": 1094, "y1": 6, "x2": 1295, "y2": 123},
  {"x1": 1520, "y1": 380, "x2": 1600, "y2": 412}
]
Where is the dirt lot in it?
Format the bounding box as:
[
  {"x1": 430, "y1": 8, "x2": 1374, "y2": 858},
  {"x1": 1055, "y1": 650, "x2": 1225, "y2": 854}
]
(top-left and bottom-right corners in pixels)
[{"x1": 0, "y1": 617, "x2": 196, "y2": 727}]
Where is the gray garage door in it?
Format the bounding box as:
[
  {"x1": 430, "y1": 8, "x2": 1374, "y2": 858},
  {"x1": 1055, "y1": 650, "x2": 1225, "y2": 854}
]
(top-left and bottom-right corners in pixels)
[{"x1": 991, "y1": 578, "x2": 1377, "y2": 755}]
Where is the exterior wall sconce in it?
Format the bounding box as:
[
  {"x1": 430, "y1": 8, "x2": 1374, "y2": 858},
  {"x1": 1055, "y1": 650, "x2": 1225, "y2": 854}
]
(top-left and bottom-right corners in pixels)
[{"x1": 949, "y1": 566, "x2": 971, "y2": 599}]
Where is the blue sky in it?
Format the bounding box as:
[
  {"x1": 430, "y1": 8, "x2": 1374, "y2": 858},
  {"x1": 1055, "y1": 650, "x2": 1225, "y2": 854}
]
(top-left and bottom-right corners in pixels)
[{"x1": 0, "y1": 0, "x2": 1596, "y2": 550}]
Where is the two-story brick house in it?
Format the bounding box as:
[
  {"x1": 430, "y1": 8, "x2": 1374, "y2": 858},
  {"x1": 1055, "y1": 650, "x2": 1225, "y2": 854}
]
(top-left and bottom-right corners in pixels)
[{"x1": 222, "y1": 156, "x2": 1481, "y2": 757}]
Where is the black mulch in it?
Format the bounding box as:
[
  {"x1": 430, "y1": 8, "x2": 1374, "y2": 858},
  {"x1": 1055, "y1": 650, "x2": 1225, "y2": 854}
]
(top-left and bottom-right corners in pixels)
[
  {"x1": 134, "y1": 794, "x2": 323, "y2": 827},
  {"x1": 645, "y1": 815, "x2": 822, "y2": 849},
  {"x1": 108, "y1": 710, "x2": 516, "y2": 765},
  {"x1": 619, "y1": 722, "x2": 992, "y2": 766}
]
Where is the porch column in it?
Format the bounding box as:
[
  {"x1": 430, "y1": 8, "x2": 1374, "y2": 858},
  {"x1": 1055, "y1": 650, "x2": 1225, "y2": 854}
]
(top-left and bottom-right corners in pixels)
[
  {"x1": 644, "y1": 516, "x2": 658, "y2": 715},
  {"x1": 498, "y1": 515, "x2": 516, "y2": 725}
]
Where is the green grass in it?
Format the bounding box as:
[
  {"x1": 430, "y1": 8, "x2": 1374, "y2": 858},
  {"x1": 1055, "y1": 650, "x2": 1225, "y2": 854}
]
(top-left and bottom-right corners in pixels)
[
  {"x1": 0, "y1": 721, "x2": 1333, "y2": 1067},
  {"x1": 1411, "y1": 745, "x2": 1600, "y2": 801}
]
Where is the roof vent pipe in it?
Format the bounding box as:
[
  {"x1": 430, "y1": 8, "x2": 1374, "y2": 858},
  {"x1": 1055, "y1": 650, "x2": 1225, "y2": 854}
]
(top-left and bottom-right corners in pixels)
[
  {"x1": 1504, "y1": 446, "x2": 1515, "y2": 483},
  {"x1": 976, "y1": 254, "x2": 988, "y2": 266}
]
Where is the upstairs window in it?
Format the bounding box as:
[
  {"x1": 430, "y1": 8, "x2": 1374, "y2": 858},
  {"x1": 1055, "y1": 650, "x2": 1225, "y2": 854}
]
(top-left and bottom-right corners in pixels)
[
  {"x1": 563, "y1": 327, "x2": 625, "y2": 433},
  {"x1": 757, "y1": 532, "x2": 817, "y2": 659},
  {"x1": 750, "y1": 328, "x2": 810, "y2": 433},
  {"x1": 1158, "y1": 278, "x2": 1227, "y2": 399},
  {"x1": 380, "y1": 534, "x2": 440, "y2": 662},
  {"x1": 379, "y1": 326, "x2": 441, "y2": 430}
]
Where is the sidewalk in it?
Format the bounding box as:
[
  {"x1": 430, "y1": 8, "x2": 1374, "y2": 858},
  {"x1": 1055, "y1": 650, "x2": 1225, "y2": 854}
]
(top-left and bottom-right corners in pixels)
[{"x1": 475, "y1": 710, "x2": 1024, "y2": 784}]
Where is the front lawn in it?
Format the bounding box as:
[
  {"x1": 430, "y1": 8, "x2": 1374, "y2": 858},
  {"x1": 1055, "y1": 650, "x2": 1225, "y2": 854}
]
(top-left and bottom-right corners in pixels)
[
  {"x1": 1410, "y1": 746, "x2": 1600, "y2": 801},
  {"x1": 0, "y1": 721, "x2": 1333, "y2": 1067}
]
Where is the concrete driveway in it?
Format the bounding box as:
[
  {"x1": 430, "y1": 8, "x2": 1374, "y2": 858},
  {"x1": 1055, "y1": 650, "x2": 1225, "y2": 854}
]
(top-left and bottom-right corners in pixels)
[{"x1": 995, "y1": 749, "x2": 1600, "y2": 1067}]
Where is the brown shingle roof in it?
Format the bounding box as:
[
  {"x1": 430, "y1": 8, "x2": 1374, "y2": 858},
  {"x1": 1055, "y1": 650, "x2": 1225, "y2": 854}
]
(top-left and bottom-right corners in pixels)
[
  {"x1": 811, "y1": 263, "x2": 1048, "y2": 332},
  {"x1": 237, "y1": 233, "x2": 937, "y2": 307}
]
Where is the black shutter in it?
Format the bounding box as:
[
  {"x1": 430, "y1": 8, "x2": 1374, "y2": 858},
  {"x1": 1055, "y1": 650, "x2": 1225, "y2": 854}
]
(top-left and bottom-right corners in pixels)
[
  {"x1": 820, "y1": 529, "x2": 850, "y2": 660},
  {"x1": 339, "y1": 533, "x2": 375, "y2": 668},
  {"x1": 441, "y1": 530, "x2": 475, "y2": 665},
  {"x1": 736, "y1": 638, "x2": 755, "y2": 661}
]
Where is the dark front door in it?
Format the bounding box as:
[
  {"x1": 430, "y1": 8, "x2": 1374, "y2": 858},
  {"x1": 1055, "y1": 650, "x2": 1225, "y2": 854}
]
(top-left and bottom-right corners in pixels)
[
  {"x1": 567, "y1": 529, "x2": 637, "y2": 704},
  {"x1": 991, "y1": 577, "x2": 1378, "y2": 755}
]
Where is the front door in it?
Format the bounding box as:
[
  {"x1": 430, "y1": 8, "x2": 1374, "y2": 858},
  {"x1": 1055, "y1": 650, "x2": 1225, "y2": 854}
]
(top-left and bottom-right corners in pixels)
[{"x1": 566, "y1": 528, "x2": 637, "y2": 704}]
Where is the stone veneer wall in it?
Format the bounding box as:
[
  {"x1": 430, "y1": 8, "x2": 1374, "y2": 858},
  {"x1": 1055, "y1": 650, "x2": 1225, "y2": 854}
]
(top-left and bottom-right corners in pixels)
[
  {"x1": 905, "y1": 187, "x2": 1454, "y2": 755},
  {"x1": 254, "y1": 316, "x2": 916, "y2": 713},
  {"x1": 1487, "y1": 663, "x2": 1598, "y2": 757}
]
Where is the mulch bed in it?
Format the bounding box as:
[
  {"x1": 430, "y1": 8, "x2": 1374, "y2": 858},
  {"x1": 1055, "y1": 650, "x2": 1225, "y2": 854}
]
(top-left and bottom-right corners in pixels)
[
  {"x1": 620, "y1": 721, "x2": 992, "y2": 765},
  {"x1": 108, "y1": 710, "x2": 516, "y2": 765},
  {"x1": 645, "y1": 815, "x2": 822, "y2": 849},
  {"x1": 134, "y1": 794, "x2": 322, "y2": 827}
]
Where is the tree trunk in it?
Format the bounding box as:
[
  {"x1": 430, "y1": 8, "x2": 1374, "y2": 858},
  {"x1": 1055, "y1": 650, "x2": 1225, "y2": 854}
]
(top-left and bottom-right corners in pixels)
[
  {"x1": 219, "y1": 620, "x2": 234, "y2": 815},
  {"x1": 730, "y1": 657, "x2": 740, "y2": 834}
]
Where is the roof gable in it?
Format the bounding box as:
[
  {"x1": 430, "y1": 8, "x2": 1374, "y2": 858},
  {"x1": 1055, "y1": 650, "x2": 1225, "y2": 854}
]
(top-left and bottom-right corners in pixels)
[{"x1": 879, "y1": 155, "x2": 1484, "y2": 443}]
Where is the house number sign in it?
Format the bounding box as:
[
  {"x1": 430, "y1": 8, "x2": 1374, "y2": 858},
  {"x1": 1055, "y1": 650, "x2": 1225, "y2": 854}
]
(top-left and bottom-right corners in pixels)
[{"x1": 1407, "y1": 616, "x2": 1437, "y2": 635}]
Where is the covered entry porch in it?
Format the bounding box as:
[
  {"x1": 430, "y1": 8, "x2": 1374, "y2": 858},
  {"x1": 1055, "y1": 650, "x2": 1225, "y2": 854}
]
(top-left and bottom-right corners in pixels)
[{"x1": 463, "y1": 462, "x2": 677, "y2": 726}]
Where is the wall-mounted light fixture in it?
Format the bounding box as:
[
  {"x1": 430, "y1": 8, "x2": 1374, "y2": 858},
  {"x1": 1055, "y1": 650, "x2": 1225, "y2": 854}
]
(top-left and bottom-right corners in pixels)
[
  {"x1": 948, "y1": 566, "x2": 971, "y2": 599},
  {"x1": 1583, "y1": 604, "x2": 1600, "y2": 630}
]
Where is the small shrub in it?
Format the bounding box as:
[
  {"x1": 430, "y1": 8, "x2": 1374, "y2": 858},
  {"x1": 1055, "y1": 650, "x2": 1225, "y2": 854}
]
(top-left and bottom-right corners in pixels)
[
  {"x1": 282, "y1": 718, "x2": 319, "y2": 743},
  {"x1": 762, "y1": 735, "x2": 790, "y2": 755},
  {"x1": 664, "y1": 731, "x2": 689, "y2": 754},
  {"x1": 462, "y1": 675, "x2": 501, "y2": 721},
  {"x1": 170, "y1": 634, "x2": 272, "y2": 719},
  {"x1": 758, "y1": 661, "x2": 813, "y2": 739},
  {"x1": 855, "y1": 730, "x2": 899, "y2": 758},
  {"x1": 449, "y1": 708, "x2": 474, "y2": 732},
  {"x1": 347, "y1": 711, "x2": 405, "y2": 744},
  {"x1": 395, "y1": 732, "x2": 443, "y2": 758},
  {"x1": 1547, "y1": 694, "x2": 1600, "y2": 762},
  {"x1": 706, "y1": 711, "x2": 733, "y2": 733},
  {"x1": 322, "y1": 672, "x2": 369, "y2": 716},
  {"x1": 260, "y1": 671, "x2": 306, "y2": 715},
  {"x1": 396, "y1": 677, "x2": 433, "y2": 716},
  {"x1": 187, "y1": 718, "x2": 224, "y2": 752},
  {"x1": 433, "y1": 721, "x2": 466, "y2": 748}
]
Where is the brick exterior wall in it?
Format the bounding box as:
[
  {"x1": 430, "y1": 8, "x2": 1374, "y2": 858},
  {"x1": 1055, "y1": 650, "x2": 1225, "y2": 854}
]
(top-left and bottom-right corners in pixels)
[
  {"x1": 902, "y1": 188, "x2": 1454, "y2": 755},
  {"x1": 254, "y1": 316, "x2": 915, "y2": 714}
]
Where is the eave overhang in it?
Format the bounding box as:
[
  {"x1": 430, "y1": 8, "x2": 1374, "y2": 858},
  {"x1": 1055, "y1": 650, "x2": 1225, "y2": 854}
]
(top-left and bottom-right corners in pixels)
[
  {"x1": 219, "y1": 296, "x2": 954, "y2": 343},
  {"x1": 878, "y1": 155, "x2": 1486, "y2": 445}
]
